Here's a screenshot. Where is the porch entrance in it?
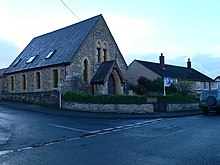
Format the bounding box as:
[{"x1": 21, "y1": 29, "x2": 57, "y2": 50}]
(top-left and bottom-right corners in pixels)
[{"x1": 108, "y1": 73, "x2": 116, "y2": 94}]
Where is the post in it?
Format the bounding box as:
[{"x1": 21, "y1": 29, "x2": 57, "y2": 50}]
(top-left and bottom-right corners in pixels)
[
  {"x1": 163, "y1": 84, "x2": 166, "y2": 96},
  {"x1": 59, "y1": 91, "x2": 62, "y2": 109},
  {"x1": 58, "y1": 82, "x2": 63, "y2": 109}
]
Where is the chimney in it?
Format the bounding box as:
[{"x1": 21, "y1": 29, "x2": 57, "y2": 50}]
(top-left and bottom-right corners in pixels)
[
  {"x1": 159, "y1": 53, "x2": 165, "y2": 68},
  {"x1": 187, "y1": 58, "x2": 191, "y2": 71}
]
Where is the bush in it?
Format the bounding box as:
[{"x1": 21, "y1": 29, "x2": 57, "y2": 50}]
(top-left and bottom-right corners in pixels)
[
  {"x1": 64, "y1": 91, "x2": 147, "y2": 104},
  {"x1": 157, "y1": 94, "x2": 198, "y2": 103}
]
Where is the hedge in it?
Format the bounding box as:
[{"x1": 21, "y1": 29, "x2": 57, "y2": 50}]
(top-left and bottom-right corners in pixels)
[
  {"x1": 64, "y1": 92, "x2": 147, "y2": 104},
  {"x1": 157, "y1": 94, "x2": 198, "y2": 103}
]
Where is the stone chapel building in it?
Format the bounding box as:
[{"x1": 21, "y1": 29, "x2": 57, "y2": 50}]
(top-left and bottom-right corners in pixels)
[{"x1": 3, "y1": 15, "x2": 127, "y2": 98}]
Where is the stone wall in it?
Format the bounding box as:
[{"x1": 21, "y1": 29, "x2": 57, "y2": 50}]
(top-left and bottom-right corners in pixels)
[
  {"x1": 0, "y1": 92, "x2": 199, "y2": 113},
  {"x1": 63, "y1": 102, "x2": 154, "y2": 114},
  {"x1": 1, "y1": 91, "x2": 60, "y2": 107},
  {"x1": 167, "y1": 103, "x2": 199, "y2": 112},
  {"x1": 63, "y1": 102, "x2": 199, "y2": 114}
]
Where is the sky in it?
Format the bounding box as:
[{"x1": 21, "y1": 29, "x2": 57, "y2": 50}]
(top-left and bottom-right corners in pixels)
[{"x1": 0, "y1": 0, "x2": 220, "y2": 79}]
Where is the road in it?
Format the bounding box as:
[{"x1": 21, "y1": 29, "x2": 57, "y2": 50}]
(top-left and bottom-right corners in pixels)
[{"x1": 0, "y1": 105, "x2": 219, "y2": 165}]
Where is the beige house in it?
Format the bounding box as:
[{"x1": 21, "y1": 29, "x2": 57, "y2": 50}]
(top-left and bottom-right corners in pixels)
[{"x1": 127, "y1": 53, "x2": 214, "y2": 95}]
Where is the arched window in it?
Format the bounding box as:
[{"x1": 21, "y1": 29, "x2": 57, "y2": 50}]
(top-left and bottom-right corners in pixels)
[
  {"x1": 83, "y1": 59, "x2": 89, "y2": 82},
  {"x1": 35, "y1": 72, "x2": 41, "y2": 89},
  {"x1": 52, "y1": 69, "x2": 58, "y2": 88},
  {"x1": 96, "y1": 41, "x2": 102, "y2": 62},
  {"x1": 21, "y1": 74, "x2": 27, "y2": 90},
  {"x1": 10, "y1": 76, "x2": 15, "y2": 91},
  {"x1": 103, "y1": 43, "x2": 108, "y2": 61}
]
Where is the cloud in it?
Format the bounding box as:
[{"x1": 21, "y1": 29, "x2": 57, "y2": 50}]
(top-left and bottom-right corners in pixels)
[
  {"x1": 105, "y1": 14, "x2": 156, "y2": 55},
  {"x1": 192, "y1": 54, "x2": 220, "y2": 79},
  {"x1": 0, "y1": 39, "x2": 19, "y2": 68},
  {"x1": 0, "y1": 4, "x2": 78, "y2": 50}
]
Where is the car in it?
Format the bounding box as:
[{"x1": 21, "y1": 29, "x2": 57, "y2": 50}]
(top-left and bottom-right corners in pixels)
[{"x1": 199, "y1": 90, "x2": 220, "y2": 114}]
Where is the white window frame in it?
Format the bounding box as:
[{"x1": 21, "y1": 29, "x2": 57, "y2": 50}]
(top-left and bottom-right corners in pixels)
[{"x1": 195, "y1": 82, "x2": 201, "y2": 90}]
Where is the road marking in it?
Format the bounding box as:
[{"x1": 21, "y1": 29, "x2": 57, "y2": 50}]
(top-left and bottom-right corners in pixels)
[
  {"x1": 82, "y1": 118, "x2": 167, "y2": 137},
  {"x1": 17, "y1": 146, "x2": 33, "y2": 152},
  {"x1": 90, "y1": 130, "x2": 102, "y2": 134},
  {"x1": 48, "y1": 124, "x2": 90, "y2": 133},
  {"x1": 103, "y1": 128, "x2": 114, "y2": 131},
  {"x1": 0, "y1": 150, "x2": 13, "y2": 156},
  {"x1": 115, "y1": 126, "x2": 125, "y2": 129},
  {"x1": 0, "y1": 118, "x2": 170, "y2": 156}
]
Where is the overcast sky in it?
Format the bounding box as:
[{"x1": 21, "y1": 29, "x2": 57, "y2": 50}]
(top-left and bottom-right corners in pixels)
[{"x1": 0, "y1": 0, "x2": 220, "y2": 79}]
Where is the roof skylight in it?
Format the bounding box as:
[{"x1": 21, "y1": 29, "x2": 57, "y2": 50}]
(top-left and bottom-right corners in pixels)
[
  {"x1": 13, "y1": 59, "x2": 21, "y2": 67},
  {"x1": 26, "y1": 55, "x2": 37, "y2": 63},
  {"x1": 46, "y1": 50, "x2": 56, "y2": 59}
]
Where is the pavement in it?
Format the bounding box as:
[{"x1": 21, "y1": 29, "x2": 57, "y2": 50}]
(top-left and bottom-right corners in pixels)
[{"x1": 0, "y1": 101, "x2": 202, "y2": 119}]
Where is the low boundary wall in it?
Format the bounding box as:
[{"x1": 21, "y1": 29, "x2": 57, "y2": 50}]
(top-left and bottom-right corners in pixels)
[
  {"x1": 0, "y1": 92, "x2": 199, "y2": 113},
  {"x1": 1, "y1": 91, "x2": 59, "y2": 107},
  {"x1": 63, "y1": 102, "x2": 199, "y2": 114}
]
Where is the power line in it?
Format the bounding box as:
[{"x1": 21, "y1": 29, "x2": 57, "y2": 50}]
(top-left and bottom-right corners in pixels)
[{"x1": 60, "y1": 0, "x2": 80, "y2": 21}]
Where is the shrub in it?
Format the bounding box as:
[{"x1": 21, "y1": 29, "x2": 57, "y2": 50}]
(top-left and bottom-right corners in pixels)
[{"x1": 64, "y1": 91, "x2": 147, "y2": 104}]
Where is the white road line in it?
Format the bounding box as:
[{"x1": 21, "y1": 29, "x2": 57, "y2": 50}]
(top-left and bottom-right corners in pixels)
[
  {"x1": 125, "y1": 124, "x2": 134, "y2": 127},
  {"x1": 90, "y1": 130, "x2": 102, "y2": 134},
  {"x1": 103, "y1": 128, "x2": 114, "y2": 131},
  {"x1": 17, "y1": 147, "x2": 33, "y2": 152},
  {"x1": 115, "y1": 126, "x2": 125, "y2": 129},
  {"x1": 96, "y1": 118, "x2": 167, "y2": 135},
  {"x1": 0, "y1": 150, "x2": 13, "y2": 156},
  {"x1": 48, "y1": 124, "x2": 89, "y2": 133},
  {"x1": 64, "y1": 137, "x2": 81, "y2": 142}
]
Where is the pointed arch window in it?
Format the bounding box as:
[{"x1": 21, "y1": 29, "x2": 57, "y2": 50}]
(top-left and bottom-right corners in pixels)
[
  {"x1": 83, "y1": 59, "x2": 90, "y2": 82},
  {"x1": 21, "y1": 74, "x2": 27, "y2": 90},
  {"x1": 103, "y1": 43, "x2": 108, "y2": 61},
  {"x1": 52, "y1": 69, "x2": 59, "y2": 88},
  {"x1": 35, "y1": 72, "x2": 41, "y2": 89},
  {"x1": 10, "y1": 76, "x2": 15, "y2": 91},
  {"x1": 96, "y1": 41, "x2": 102, "y2": 62}
]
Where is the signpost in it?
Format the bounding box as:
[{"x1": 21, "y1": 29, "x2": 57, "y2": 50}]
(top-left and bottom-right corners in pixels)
[{"x1": 164, "y1": 77, "x2": 171, "y2": 96}]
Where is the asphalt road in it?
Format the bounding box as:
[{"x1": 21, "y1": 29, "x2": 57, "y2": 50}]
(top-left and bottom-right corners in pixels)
[{"x1": 0, "y1": 105, "x2": 219, "y2": 165}]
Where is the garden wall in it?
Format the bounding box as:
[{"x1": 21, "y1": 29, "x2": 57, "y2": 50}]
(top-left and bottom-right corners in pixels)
[
  {"x1": 1, "y1": 91, "x2": 59, "y2": 107},
  {"x1": 63, "y1": 101, "x2": 199, "y2": 114}
]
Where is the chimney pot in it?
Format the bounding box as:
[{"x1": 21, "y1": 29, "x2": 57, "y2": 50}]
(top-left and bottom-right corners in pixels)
[
  {"x1": 159, "y1": 53, "x2": 165, "y2": 68},
  {"x1": 187, "y1": 58, "x2": 191, "y2": 71}
]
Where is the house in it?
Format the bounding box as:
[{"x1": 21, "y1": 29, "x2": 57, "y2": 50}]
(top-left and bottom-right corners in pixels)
[
  {"x1": 127, "y1": 53, "x2": 213, "y2": 96},
  {"x1": 2, "y1": 15, "x2": 127, "y2": 99},
  {"x1": 213, "y1": 76, "x2": 220, "y2": 89}
]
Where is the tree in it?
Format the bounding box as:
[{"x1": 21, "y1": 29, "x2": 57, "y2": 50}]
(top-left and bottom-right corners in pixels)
[
  {"x1": 175, "y1": 80, "x2": 193, "y2": 96},
  {"x1": 136, "y1": 77, "x2": 164, "y2": 95},
  {"x1": 136, "y1": 76, "x2": 148, "y2": 95}
]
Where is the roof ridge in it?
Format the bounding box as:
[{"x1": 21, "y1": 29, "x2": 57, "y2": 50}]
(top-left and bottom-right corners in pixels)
[
  {"x1": 136, "y1": 59, "x2": 187, "y2": 69},
  {"x1": 33, "y1": 14, "x2": 102, "y2": 39}
]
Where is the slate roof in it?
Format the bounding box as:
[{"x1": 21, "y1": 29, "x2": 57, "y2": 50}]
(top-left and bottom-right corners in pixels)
[
  {"x1": 91, "y1": 60, "x2": 125, "y2": 84},
  {"x1": 5, "y1": 15, "x2": 102, "y2": 74},
  {"x1": 0, "y1": 68, "x2": 7, "y2": 78},
  {"x1": 214, "y1": 76, "x2": 220, "y2": 81},
  {"x1": 135, "y1": 60, "x2": 213, "y2": 82}
]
